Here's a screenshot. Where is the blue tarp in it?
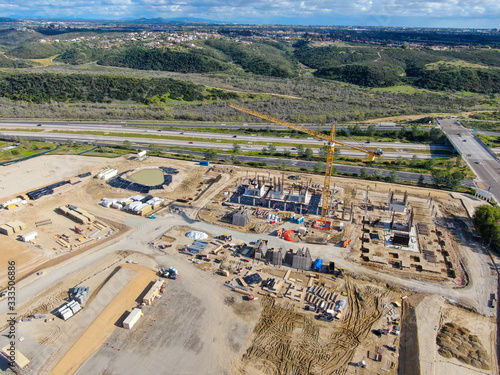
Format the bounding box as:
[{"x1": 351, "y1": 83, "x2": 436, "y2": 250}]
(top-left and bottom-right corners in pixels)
[{"x1": 313, "y1": 259, "x2": 323, "y2": 271}]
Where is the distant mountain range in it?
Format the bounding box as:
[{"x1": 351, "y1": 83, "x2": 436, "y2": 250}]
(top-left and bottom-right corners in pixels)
[
  {"x1": 126, "y1": 17, "x2": 223, "y2": 24},
  {"x1": 0, "y1": 17, "x2": 18, "y2": 23}
]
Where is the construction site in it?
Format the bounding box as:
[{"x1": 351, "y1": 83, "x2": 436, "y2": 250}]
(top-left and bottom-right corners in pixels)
[{"x1": 0, "y1": 106, "x2": 498, "y2": 375}]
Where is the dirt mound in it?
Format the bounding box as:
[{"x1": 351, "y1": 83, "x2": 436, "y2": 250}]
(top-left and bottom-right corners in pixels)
[{"x1": 436, "y1": 322, "x2": 490, "y2": 370}]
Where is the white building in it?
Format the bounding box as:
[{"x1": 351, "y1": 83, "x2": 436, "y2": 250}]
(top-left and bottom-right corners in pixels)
[
  {"x1": 123, "y1": 308, "x2": 143, "y2": 329},
  {"x1": 20, "y1": 231, "x2": 37, "y2": 242}
]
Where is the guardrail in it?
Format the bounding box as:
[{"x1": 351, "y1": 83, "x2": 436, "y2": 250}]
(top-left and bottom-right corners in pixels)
[{"x1": 474, "y1": 135, "x2": 500, "y2": 164}]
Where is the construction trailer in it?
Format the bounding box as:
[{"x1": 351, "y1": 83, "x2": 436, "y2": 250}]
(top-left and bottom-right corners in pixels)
[
  {"x1": 0, "y1": 224, "x2": 14, "y2": 235},
  {"x1": 97, "y1": 168, "x2": 118, "y2": 180},
  {"x1": 143, "y1": 279, "x2": 164, "y2": 305},
  {"x1": 58, "y1": 206, "x2": 88, "y2": 224},
  {"x1": 1, "y1": 345, "x2": 30, "y2": 373},
  {"x1": 20, "y1": 231, "x2": 38, "y2": 242},
  {"x1": 123, "y1": 308, "x2": 144, "y2": 329},
  {"x1": 73, "y1": 207, "x2": 95, "y2": 222},
  {"x1": 6, "y1": 220, "x2": 26, "y2": 233}
]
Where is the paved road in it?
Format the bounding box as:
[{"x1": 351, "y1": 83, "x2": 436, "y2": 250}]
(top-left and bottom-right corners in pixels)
[
  {"x1": 440, "y1": 119, "x2": 500, "y2": 200},
  {"x1": 0, "y1": 122, "x2": 450, "y2": 152},
  {"x1": 0, "y1": 131, "x2": 474, "y2": 187},
  {"x1": 0, "y1": 130, "x2": 451, "y2": 160},
  {"x1": 0, "y1": 120, "x2": 430, "y2": 132}
]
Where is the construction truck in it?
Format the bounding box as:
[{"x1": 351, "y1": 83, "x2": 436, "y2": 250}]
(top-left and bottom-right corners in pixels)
[
  {"x1": 159, "y1": 266, "x2": 179, "y2": 279},
  {"x1": 337, "y1": 267, "x2": 345, "y2": 279},
  {"x1": 74, "y1": 226, "x2": 84, "y2": 234},
  {"x1": 216, "y1": 234, "x2": 232, "y2": 241}
]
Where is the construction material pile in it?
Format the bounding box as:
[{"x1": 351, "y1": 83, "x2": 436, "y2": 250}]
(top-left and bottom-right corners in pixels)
[{"x1": 185, "y1": 231, "x2": 208, "y2": 240}]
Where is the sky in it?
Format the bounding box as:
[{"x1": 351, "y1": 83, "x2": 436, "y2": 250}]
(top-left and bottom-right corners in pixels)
[{"x1": 1, "y1": 0, "x2": 500, "y2": 28}]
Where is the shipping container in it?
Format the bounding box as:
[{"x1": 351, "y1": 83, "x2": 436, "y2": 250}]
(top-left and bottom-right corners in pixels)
[{"x1": 199, "y1": 161, "x2": 210, "y2": 166}]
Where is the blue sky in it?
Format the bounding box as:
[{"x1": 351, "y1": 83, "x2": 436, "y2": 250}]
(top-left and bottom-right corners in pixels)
[{"x1": 1, "y1": 0, "x2": 499, "y2": 28}]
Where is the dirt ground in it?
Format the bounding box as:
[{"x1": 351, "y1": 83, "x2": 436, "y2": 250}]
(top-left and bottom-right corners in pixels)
[
  {"x1": 0, "y1": 154, "x2": 497, "y2": 375},
  {"x1": 0, "y1": 154, "x2": 107, "y2": 200},
  {"x1": 50, "y1": 264, "x2": 158, "y2": 375}
]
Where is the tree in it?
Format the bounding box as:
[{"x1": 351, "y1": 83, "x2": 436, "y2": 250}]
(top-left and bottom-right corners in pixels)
[
  {"x1": 473, "y1": 205, "x2": 500, "y2": 248},
  {"x1": 278, "y1": 160, "x2": 288, "y2": 169},
  {"x1": 373, "y1": 170, "x2": 382, "y2": 180},
  {"x1": 431, "y1": 169, "x2": 464, "y2": 190},
  {"x1": 268, "y1": 143, "x2": 277, "y2": 156},
  {"x1": 232, "y1": 143, "x2": 241, "y2": 153},
  {"x1": 204, "y1": 149, "x2": 218, "y2": 161},
  {"x1": 334, "y1": 147, "x2": 341, "y2": 158},
  {"x1": 314, "y1": 161, "x2": 324, "y2": 173},
  {"x1": 455, "y1": 155, "x2": 462, "y2": 167},
  {"x1": 148, "y1": 144, "x2": 159, "y2": 153},
  {"x1": 353, "y1": 124, "x2": 362, "y2": 135},
  {"x1": 410, "y1": 155, "x2": 419, "y2": 167},
  {"x1": 389, "y1": 170, "x2": 398, "y2": 183},
  {"x1": 429, "y1": 127, "x2": 444, "y2": 141},
  {"x1": 424, "y1": 158, "x2": 436, "y2": 170},
  {"x1": 396, "y1": 156, "x2": 404, "y2": 165},
  {"x1": 367, "y1": 124, "x2": 376, "y2": 137},
  {"x1": 418, "y1": 174, "x2": 425, "y2": 186},
  {"x1": 304, "y1": 148, "x2": 314, "y2": 160},
  {"x1": 297, "y1": 144, "x2": 305, "y2": 157},
  {"x1": 123, "y1": 140, "x2": 132, "y2": 149},
  {"x1": 318, "y1": 145, "x2": 329, "y2": 159},
  {"x1": 360, "y1": 167, "x2": 368, "y2": 179},
  {"x1": 261, "y1": 146, "x2": 268, "y2": 154},
  {"x1": 283, "y1": 149, "x2": 291, "y2": 157},
  {"x1": 397, "y1": 125, "x2": 406, "y2": 139}
]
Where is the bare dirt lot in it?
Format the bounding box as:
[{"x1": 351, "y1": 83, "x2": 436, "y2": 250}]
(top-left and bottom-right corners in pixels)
[
  {"x1": 0, "y1": 155, "x2": 497, "y2": 375},
  {"x1": 0, "y1": 154, "x2": 107, "y2": 200}
]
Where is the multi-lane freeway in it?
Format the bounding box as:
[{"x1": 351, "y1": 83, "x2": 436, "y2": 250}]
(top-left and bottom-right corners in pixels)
[
  {"x1": 0, "y1": 120, "x2": 430, "y2": 132},
  {"x1": 0, "y1": 121, "x2": 452, "y2": 159}
]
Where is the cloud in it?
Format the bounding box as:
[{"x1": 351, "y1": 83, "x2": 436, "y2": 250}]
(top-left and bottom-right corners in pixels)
[{"x1": 0, "y1": 0, "x2": 498, "y2": 27}]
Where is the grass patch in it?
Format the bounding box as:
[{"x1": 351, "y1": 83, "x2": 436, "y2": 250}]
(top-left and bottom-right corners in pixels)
[
  {"x1": 371, "y1": 85, "x2": 435, "y2": 95},
  {"x1": 28, "y1": 54, "x2": 59, "y2": 66},
  {"x1": 426, "y1": 60, "x2": 497, "y2": 70}
]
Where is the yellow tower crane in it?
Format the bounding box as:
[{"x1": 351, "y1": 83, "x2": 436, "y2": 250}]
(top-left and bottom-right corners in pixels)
[{"x1": 228, "y1": 103, "x2": 383, "y2": 229}]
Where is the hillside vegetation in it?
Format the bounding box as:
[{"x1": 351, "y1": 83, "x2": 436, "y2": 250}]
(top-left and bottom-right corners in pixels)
[
  {"x1": 294, "y1": 41, "x2": 500, "y2": 92},
  {"x1": 96, "y1": 46, "x2": 228, "y2": 73},
  {"x1": 0, "y1": 28, "x2": 498, "y2": 121},
  {"x1": 0, "y1": 72, "x2": 231, "y2": 103}
]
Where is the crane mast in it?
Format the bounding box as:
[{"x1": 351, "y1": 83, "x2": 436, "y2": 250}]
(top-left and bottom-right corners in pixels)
[{"x1": 228, "y1": 103, "x2": 383, "y2": 226}]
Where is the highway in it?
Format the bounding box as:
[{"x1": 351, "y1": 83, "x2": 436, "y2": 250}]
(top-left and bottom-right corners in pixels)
[
  {"x1": 440, "y1": 118, "x2": 500, "y2": 200},
  {"x1": 0, "y1": 120, "x2": 430, "y2": 132},
  {"x1": 0, "y1": 123, "x2": 452, "y2": 158}
]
